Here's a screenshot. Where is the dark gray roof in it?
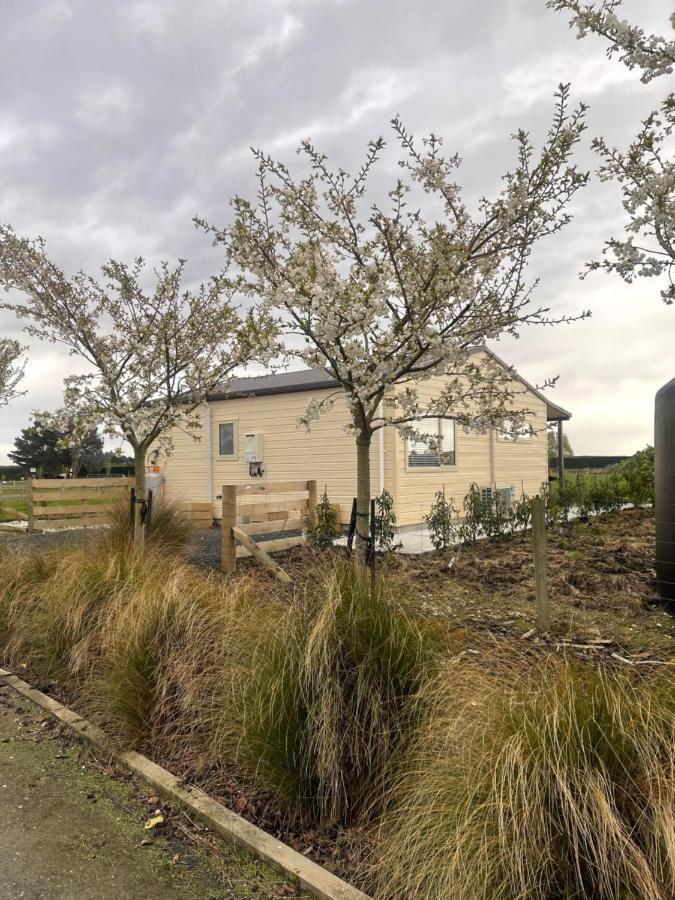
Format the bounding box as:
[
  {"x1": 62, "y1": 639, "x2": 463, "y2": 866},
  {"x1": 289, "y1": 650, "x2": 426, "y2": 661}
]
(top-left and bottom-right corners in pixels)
[
  {"x1": 209, "y1": 351, "x2": 571, "y2": 421},
  {"x1": 208, "y1": 368, "x2": 336, "y2": 400}
]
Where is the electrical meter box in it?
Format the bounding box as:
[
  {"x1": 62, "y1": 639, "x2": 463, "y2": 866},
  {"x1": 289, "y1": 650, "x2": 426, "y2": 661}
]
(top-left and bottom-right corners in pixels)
[{"x1": 244, "y1": 432, "x2": 264, "y2": 464}]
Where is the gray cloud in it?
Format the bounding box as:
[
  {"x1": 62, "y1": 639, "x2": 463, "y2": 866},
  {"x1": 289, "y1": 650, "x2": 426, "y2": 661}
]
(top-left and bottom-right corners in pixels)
[{"x1": 1, "y1": 0, "x2": 672, "y2": 459}]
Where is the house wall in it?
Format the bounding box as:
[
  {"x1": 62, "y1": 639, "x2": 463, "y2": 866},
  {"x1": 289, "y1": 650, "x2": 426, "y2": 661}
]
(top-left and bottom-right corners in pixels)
[
  {"x1": 157, "y1": 389, "x2": 392, "y2": 523},
  {"x1": 392, "y1": 369, "x2": 549, "y2": 527},
  {"x1": 158, "y1": 366, "x2": 550, "y2": 528}
]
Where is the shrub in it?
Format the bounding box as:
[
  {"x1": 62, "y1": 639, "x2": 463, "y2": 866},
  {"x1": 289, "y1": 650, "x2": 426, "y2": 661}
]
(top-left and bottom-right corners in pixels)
[
  {"x1": 240, "y1": 560, "x2": 440, "y2": 826},
  {"x1": 374, "y1": 489, "x2": 399, "y2": 553},
  {"x1": 615, "y1": 445, "x2": 655, "y2": 507},
  {"x1": 425, "y1": 489, "x2": 457, "y2": 551},
  {"x1": 375, "y1": 653, "x2": 675, "y2": 900},
  {"x1": 306, "y1": 487, "x2": 341, "y2": 549}
]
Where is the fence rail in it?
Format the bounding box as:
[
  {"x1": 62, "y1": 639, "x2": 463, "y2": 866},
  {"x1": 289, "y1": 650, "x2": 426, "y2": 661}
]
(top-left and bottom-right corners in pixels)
[
  {"x1": 28, "y1": 477, "x2": 134, "y2": 531},
  {"x1": 221, "y1": 480, "x2": 317, "y2": 580}
]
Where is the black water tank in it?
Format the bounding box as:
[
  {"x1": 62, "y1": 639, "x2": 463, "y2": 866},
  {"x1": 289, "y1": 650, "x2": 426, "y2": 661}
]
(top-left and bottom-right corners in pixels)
[{"x1": 655, "y1": 377, "x2": 675, "y2": 613}]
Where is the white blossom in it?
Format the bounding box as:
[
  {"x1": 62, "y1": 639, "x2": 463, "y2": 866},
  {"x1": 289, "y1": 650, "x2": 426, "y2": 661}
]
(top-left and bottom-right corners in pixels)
[
  {"x1": 0, "y1": 338, "x2": 25, "y2": 408},
  {"x1": 199, "y1": 87, "x2": 588, "y2": 554},
  {"x1": 549, "y1": 2, "x2": 675, "y2": 303}
]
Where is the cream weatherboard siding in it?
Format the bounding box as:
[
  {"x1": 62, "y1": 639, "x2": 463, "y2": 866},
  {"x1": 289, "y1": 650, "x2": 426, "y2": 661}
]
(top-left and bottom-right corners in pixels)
[
  {"x1": 157, "y1": 389, "x2": 391, "y2": 524},
  {"x1": 158, "y1": 365, "x2": 551, "y2": 528},
  {"x1": 392, "y1": 366, "x2": 549, "y2": 526}
]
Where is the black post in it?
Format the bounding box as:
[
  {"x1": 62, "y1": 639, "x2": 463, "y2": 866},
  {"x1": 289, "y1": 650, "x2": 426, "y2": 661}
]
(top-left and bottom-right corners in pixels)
[
  {"x1": 368, "y1": 498, "x2": 376, "y2": 566},
  {"x1": 145, "y1": 489, "x2": 153, "y2": 534},
  {"x1": 129, "y1": 488, "x2": 136, "y2": 536},
  {"x1": 557, "y1": 420, "x2": 565, "y2": 490},
  {"x1": 655, "y1": 378, "x2": 675, "y2": 613},
  {"x1": 346, "y1": 498, "x2": 357, "y2": 551}
]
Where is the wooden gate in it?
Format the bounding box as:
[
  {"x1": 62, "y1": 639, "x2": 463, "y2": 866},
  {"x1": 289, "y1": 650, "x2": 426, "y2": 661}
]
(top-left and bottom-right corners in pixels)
[
  {"x1": 28, "y1": 477, "x2": 134, "y2": 531},
  {"x1": 221, "y1": 480, "x2": 317, "y2": 581}
]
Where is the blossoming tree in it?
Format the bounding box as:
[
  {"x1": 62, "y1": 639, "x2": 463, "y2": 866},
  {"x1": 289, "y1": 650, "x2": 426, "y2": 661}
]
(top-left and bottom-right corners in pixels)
[
  {"x1": 0, "y1": 227, "x2": 276, "y2": 539},
  {"x1": 549, "y1": 1, "x2": 675, "y2": 303},
  {"x1": 199, "y1": 86, "x2": 589, "y2": 557},
  {"x1": 0, "y1": 337, "x2": 25, "y2": 408}
]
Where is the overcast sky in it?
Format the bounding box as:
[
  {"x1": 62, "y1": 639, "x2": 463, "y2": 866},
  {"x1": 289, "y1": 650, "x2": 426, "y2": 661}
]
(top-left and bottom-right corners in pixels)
[{"x1": 0, "y1": 0, "x2": 673, "y2": 461}]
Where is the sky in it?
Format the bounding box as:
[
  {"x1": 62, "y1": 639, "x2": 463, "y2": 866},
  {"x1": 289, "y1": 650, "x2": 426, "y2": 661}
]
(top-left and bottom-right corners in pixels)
[{"x1": 0, "y1": 0, "x2": 673, "y2": 461}]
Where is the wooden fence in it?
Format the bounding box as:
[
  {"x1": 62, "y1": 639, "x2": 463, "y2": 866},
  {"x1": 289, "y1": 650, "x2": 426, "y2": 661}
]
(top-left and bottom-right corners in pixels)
[
  {"x1": 28, "y1": 477, "x2": 134, "y2": 531},
  {"x1": 221, "y1": 480, "x2": 317, "y2": 580}
]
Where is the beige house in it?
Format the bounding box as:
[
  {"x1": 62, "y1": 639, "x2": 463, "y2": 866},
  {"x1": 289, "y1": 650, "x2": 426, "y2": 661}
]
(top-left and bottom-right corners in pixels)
[{"x1": 158, "y1": 348, "x2": 570, "y2": 528}]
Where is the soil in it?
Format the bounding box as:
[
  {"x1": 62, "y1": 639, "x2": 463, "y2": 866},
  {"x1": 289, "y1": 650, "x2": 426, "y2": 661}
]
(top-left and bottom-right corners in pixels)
[{"x1": 233, "y1": 507, "x2": 675, "y2": 659}]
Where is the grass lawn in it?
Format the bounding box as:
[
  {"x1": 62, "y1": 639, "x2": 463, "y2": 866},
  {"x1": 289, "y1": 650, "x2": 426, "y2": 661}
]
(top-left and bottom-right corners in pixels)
[{"x1": 0, "y1": 498, "x2": 28, "y2": 521}]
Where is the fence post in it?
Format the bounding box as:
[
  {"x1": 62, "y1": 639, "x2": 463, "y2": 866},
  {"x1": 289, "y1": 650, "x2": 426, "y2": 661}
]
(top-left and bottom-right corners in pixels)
[
  {"x1": 531, "y1": 496, "x2": 550, "y2": 632},
  {"x1": 221, "y1": 485, "x2": 237, "y2": 575},
  {"x1": 307, "y1": 480, "x2": 318, "y2": 529},
  {"x1": 27, "y1": 480, "x2": 35, "y2": 533}
]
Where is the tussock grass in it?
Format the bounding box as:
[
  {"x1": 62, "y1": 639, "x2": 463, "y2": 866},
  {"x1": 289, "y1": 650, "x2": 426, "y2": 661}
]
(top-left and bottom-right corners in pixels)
[
  {"x1": 240, "y1": 560, "x2": 442, "y2": 827},
  {"x1": 374, "y1": 652, "x2": 675, "y2": 900},
  {"x1": 103, "y1": 495, "x2": 193, "y2": 555},
  {"x1": 0, "y1": 539, "x2": 273, "y2": 768}
]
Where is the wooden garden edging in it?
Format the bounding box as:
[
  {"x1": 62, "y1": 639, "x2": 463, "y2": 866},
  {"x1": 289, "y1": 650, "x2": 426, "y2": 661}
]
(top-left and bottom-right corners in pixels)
[
  {"x1": 28, "y1": 477, "x2": 134, "y2": 531},
  {"x1": 221, "y1": 480, "x2": 318, "y2": 581}
]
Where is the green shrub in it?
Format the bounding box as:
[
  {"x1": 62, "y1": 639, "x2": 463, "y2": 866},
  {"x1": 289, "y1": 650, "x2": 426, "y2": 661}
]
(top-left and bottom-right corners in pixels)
[
  {"x1": 241, "y1": 560, "x2": 440, "y2": 826},
  {"x1": 425, "y1": 489, "x2": 457, "y2": 551},
  {"x1": 374, "y1": 489, "x2": 399, "y2": 553},
  {"x1": 375, "y1": 653, "x2": 675, "y2": 900},
  {"x1": 305, "y1": 487, "x2": 341, "y2": 549},
  {"x1": 614, "y1": 445, "x2": 655, "y2": 507}
]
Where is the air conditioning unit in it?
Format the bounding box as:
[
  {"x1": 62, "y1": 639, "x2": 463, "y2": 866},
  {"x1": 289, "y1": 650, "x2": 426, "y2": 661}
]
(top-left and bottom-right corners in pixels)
[
  {"x1": 244, "y1": 432, "x2": 264, "y2": 464},
  {"x1": 481, "y1": 486, "x2": 515, "y2": 511}
]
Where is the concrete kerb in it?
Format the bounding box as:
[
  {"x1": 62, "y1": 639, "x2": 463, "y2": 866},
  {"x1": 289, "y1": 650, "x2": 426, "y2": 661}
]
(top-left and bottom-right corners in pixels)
[{"x1": 0, "y1": 668, "x2": 371, "y2": 900}]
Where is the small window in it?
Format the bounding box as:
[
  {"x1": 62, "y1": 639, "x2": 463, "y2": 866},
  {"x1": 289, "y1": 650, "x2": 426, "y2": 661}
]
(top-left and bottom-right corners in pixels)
[
  {"x1": 407, "y1": 418, "x2": 456, "y2": 468},
  {"x1": 218, "y1": 422, "x2": 236, "y2": 457},
  {"x1": 498, "y1": 418, "x2": 531, "y2": 441}
]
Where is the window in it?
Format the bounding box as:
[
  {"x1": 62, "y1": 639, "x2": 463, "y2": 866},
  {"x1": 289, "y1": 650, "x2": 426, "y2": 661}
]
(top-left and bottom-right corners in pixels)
[
  {"x1": 218, "y1": 422, "x2": 236, "y2": 457},
  {"x1": 498, "y1": 418, "x2": 531, "y2": 441},
  {"x1": 407, "y1": 418, "x2": 456, "y2": 468}
]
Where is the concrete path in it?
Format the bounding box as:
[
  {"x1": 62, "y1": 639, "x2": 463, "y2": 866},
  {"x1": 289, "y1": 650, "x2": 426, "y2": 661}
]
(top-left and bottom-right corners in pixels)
[{"x1": 0, "y1": 686, "x2": 302, "y2": 899}]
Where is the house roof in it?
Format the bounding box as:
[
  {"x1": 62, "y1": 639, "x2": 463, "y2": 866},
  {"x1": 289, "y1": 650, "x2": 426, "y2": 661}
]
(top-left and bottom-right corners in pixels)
[{"x1": 208, "y1": 349, "x2": 571, "y2": 422}]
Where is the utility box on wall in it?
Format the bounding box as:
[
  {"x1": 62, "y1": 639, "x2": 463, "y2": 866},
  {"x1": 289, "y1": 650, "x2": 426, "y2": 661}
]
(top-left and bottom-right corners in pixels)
[{"x1": 244, "y1": 432, "x2": 264, "y2": 464}]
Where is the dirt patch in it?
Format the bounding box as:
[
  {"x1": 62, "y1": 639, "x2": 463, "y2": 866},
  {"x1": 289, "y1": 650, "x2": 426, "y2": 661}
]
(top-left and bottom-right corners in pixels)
[{"x1": 229, "y1": 508, "x2": 674, "y2": 658}]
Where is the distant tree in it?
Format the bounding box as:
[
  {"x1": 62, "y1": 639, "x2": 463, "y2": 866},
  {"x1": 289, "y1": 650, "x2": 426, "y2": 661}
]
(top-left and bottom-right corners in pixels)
[
  {"x1": 200, "y1": 87, "x2": 589, "y2": 559},
  {"x1": 547, "y1": 428, "x2": 574, "y2": 459},
  {"x1": 33, "y1": 407, "x2": 104, "y2": 478},
  {"x1": 0, "y1": 230, "x2": 276, "y2": 540},
  {"x1": 549, "y1": 1, "x2": 675, "y2": 303},
  {"x1": 8, "y1": 410, "x2": 103, "y2": 477},
  {"x1": 9, "y1": 419, "x2": 69, "y2": 477},
  {"x1": 0, "y1": 337, "x2": 25, "y2": 408}
]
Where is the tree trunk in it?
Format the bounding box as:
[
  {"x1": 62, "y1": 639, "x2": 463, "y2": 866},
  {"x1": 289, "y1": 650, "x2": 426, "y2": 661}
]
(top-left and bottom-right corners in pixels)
[
  {"x1": 354, "y1": 432, "x2": 372, "y2": 563},
  {"x1": 133, "y1": 445, "x2": 146, "y2": 545}
]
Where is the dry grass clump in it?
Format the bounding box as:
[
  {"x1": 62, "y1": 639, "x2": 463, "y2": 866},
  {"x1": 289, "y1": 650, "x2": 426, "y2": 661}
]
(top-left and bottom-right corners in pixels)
[
  {"x1": 0, "y1": 539, "x2": 275, "y2": 770},
  {"x1": 102, "y1": 496, "x2": 193, "y2": 556},
  {"x1": 374, "y1": 651, "x2": 675, "y2": 900},
  {"x1": 240, "y1": 560, "x2": 442, "y2": 827}
]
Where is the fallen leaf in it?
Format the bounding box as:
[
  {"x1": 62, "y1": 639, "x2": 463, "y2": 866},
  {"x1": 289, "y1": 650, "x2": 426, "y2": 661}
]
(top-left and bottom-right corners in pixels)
[{"x1": 144, "y1": 814, "x2": 164, "y2": 830}]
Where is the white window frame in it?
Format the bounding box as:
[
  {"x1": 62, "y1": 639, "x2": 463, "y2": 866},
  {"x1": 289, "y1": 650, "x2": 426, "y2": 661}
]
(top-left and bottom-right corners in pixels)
[
  {"x1": 217, "y1": 420, "x2": 238, "y2": 458},
  {"x1": 406, "y1": 418, "x2": 456, "y2": 470}
]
